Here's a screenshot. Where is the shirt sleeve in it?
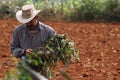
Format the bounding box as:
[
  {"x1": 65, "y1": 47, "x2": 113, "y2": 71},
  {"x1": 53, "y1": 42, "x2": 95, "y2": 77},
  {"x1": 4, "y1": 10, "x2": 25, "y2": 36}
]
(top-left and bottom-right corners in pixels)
[
  {"x1": 10, "y1": 29, "x2": 25, "y2": 58},
  {"x1": 47, "y1": 25, "x2": 56, "y2": 39}
]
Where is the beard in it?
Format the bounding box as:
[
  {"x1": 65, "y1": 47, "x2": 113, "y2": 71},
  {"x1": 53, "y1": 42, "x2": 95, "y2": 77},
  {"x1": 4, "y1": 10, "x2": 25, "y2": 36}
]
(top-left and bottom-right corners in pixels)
[{"x1": 27, "y1": 22, "x2": 39, "y2": 31}]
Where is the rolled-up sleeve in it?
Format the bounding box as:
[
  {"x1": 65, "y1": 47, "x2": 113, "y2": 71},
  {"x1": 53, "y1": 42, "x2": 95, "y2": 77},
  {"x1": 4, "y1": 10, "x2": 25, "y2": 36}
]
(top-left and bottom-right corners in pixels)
[
  {"x1": 10, "y1": 29, "x2": 25, "y2": 58},
  {"x1": 46, "y1": 25, "x2": 56, "y2": 39}
]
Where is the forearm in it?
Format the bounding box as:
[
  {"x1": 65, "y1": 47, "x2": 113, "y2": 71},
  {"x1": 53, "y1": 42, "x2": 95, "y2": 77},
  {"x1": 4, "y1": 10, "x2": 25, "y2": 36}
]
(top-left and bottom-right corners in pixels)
[{"x1": 11, "y1": 48, "x2": 26, "y2": 58}]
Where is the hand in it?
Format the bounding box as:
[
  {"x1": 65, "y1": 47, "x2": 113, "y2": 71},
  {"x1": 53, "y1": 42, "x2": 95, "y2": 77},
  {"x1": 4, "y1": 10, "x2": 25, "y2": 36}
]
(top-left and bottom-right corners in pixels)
[{"x1": 25, "y1": 48, "x2": 33, "y2": 54}]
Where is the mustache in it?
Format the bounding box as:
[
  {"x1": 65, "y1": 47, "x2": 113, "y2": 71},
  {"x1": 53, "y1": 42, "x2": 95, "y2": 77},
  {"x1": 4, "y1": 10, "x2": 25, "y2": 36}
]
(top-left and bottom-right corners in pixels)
[{"x1": 27, "y1": 24, "x2": 34, "y2": 27}]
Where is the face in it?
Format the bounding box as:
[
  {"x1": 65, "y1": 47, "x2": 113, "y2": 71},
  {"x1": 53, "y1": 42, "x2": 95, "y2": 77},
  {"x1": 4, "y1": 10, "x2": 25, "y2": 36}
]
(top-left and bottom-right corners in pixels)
[{"x1": 26, "y1": 15, "x2": 39, "y2": 27}]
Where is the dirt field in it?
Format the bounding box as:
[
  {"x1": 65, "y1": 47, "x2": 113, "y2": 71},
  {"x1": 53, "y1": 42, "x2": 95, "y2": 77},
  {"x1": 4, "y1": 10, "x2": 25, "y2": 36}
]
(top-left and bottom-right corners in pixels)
[{"x1": 0, "y1": 19, "x2": 120, "y2": 80}]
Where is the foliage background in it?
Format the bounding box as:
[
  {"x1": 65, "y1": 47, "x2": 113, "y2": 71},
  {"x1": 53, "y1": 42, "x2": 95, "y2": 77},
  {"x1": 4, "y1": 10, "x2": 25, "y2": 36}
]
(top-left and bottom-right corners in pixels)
[{"x1": 0, "y1": 0, "x2": 120, "y2": 21}]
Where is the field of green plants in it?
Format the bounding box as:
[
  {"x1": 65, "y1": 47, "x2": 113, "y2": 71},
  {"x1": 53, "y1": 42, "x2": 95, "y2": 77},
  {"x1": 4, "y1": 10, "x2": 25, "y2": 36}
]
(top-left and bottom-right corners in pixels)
[{"x1": 0, "y1": 0, "x2": 120, "y2": 21}]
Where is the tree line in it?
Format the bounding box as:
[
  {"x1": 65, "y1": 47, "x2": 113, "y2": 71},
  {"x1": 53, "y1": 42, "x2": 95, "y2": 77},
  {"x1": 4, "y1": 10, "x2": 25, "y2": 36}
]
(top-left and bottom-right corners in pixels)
[{"x1": 0, "y1": 0, "x2": 120, "y2": 22}]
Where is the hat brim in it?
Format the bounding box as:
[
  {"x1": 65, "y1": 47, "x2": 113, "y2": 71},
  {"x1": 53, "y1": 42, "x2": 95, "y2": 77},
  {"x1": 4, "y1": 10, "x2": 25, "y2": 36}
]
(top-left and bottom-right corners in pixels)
[{"x1": 16, "y1": 10, "x2": 41, "y2": 23}]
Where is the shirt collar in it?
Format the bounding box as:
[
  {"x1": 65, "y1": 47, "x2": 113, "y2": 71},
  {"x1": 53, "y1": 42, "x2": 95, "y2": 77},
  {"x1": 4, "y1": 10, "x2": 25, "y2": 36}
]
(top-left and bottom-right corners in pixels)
[{"x1": 38, "y1": 22, "x2": 44, "y2": 31}]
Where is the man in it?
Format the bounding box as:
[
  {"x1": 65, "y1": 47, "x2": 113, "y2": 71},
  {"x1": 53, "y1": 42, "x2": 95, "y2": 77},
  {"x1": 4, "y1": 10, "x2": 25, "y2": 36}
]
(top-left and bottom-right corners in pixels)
[{"x1": 10, "y1": 4, "x2": 56, "y2": 79}]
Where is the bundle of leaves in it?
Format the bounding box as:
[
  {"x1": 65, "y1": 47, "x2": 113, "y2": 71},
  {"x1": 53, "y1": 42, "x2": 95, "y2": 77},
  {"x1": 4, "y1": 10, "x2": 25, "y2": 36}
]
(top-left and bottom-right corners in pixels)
[{"x1": 14, "y1": 34, "x2": 80, "y2": 80}]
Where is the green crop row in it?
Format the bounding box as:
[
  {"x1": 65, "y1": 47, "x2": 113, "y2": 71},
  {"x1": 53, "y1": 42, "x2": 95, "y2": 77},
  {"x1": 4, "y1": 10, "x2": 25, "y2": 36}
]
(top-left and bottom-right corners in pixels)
[{"x1": 0, "y1": 0, "x2": 120, "y2": 21}]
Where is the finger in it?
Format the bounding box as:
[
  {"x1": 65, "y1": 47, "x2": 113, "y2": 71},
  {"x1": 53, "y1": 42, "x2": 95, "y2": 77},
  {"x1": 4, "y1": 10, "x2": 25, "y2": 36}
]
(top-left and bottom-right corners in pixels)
[
  {"x1": 28, "y1": 49, "x2": 33, "y2": 52},
  {"x1": 26, "y1": 49, "x2": 33, "y2": 53}
]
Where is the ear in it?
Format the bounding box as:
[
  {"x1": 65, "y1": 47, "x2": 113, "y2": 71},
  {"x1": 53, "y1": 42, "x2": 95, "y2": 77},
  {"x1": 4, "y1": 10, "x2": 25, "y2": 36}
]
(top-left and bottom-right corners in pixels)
[
  {"x1": 35, "y1": 15, "x2": 39, "y2": 24},
  {"x1": 35, "y1": 15, "x2": 39, "y2": 19}
]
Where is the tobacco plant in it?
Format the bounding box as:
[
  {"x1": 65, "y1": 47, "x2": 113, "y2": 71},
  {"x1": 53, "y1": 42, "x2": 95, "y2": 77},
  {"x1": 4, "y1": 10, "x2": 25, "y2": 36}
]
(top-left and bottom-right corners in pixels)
[{"x1": 26, "y1": 34, "x2": 79, "y2": 79}]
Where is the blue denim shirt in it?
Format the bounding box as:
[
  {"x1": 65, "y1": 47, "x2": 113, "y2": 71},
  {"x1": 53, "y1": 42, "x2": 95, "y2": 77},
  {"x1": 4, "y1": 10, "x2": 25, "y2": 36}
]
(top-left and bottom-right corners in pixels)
[{"x1": 10, "y1": 22, "x2": 56, "y2": 58}]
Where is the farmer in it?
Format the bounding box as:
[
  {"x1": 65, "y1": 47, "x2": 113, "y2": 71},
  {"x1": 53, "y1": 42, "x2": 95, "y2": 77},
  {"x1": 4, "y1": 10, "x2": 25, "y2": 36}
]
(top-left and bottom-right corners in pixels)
[{"x1": 10, "y1": 4, "x2": 56, "y2": 79}]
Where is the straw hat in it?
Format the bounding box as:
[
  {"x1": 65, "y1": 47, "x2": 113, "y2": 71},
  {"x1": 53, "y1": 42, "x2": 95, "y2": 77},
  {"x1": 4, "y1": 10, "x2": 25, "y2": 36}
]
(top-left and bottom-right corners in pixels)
[{"x1": 16, "y1": 4, "x2": 41, "y2": 23}]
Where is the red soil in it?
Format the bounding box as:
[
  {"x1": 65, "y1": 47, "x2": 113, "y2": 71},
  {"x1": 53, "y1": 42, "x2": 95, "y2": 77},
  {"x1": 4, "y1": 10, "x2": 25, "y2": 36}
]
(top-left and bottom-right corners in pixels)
[{"x1": 0, "y1": 19, "x2": 120, "y2": 80}]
